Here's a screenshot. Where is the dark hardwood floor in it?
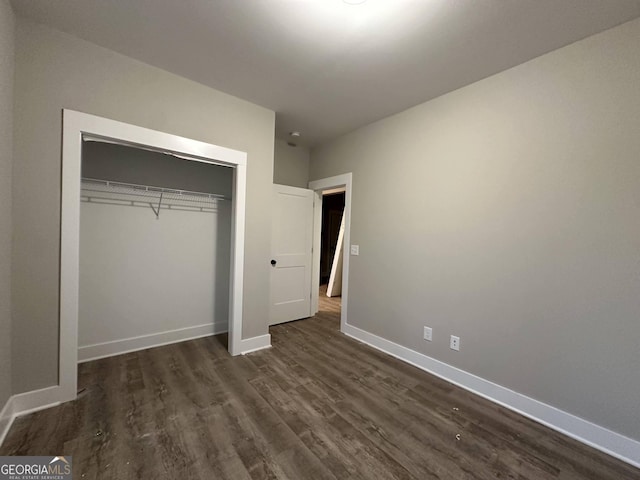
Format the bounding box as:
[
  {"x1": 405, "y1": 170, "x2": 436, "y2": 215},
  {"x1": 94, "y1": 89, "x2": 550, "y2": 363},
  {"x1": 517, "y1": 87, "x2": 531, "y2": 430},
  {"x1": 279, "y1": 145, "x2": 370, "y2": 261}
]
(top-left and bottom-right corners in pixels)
[{"x1": 2, "y1": 290, "x2": 638, "y2": 479}]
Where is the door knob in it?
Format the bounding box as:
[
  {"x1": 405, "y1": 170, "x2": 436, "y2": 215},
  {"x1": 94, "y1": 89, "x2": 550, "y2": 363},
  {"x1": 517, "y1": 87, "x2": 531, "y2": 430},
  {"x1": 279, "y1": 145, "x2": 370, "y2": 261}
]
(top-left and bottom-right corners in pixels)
[{"x1": 271, "y1": 259, "x2": 277, "y2": 266}]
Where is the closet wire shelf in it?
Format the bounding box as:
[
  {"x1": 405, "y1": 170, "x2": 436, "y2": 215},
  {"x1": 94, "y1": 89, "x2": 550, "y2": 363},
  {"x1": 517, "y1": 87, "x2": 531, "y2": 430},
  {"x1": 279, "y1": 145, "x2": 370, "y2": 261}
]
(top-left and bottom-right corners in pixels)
[{"x1": 81, "y1": 178, "x2": 229, "y2": 217}]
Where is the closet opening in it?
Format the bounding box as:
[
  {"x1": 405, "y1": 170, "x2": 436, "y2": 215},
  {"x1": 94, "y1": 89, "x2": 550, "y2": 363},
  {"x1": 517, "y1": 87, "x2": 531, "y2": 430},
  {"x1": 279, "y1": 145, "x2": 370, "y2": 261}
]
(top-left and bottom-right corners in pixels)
[
  {"x1": 59, "y1": 110, "x2": 248, "y2": 405},
  {"x1": 78, "y1": 141, "x2": 233, "y2": 363}
]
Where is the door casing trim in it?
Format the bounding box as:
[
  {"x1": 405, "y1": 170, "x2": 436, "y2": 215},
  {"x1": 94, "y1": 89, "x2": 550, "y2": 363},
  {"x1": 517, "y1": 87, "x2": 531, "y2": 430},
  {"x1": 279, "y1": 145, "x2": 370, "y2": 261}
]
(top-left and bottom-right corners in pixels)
[
  {"x1": 60, "y1": 109, "x2": 248, "y2": 405},
  {"x1": 309, "y1": 173, "x2": 352, "y2": 331}
]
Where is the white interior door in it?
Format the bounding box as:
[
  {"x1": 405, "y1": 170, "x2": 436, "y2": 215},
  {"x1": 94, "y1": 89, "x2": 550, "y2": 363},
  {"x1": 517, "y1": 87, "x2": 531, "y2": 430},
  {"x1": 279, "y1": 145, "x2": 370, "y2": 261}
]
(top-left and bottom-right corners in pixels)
[{"x1": 270, "y1": 184, "x2": 314, "y2": 325}]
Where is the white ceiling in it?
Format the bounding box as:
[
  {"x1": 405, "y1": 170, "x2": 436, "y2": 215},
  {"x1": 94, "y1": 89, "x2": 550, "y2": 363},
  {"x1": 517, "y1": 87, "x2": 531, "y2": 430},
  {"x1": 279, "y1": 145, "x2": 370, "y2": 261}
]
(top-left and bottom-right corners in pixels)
[{"x1": 11, "y1": 0, "x2": 640, "y2": 146}]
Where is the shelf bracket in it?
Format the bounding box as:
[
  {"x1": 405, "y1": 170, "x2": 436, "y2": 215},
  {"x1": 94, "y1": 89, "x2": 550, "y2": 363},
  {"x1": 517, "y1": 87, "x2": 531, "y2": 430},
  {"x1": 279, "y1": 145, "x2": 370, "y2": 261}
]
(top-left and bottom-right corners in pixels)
[{"x1": 149, "y1": 192, "x2": 163, "y2": 219}]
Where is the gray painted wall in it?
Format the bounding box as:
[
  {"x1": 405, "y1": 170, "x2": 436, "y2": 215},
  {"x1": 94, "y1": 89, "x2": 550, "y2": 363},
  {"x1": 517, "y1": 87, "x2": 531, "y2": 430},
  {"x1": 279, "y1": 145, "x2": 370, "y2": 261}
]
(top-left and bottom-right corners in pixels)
[
  {"x1": 82, "y1": 142, "x2": 234, "y2": 197},
  {"x1": 310, "y1": 19, "x2": 640, "y2": 440},
  {"x1": 12, "y1": 19, "x2": 275, "y2": 394},
  {"x1": 0, "y1": 0, "x2": 14, "y2": 409},
  {"x1": 273, "y1": 138, "x2": 310, "y2": 188}
]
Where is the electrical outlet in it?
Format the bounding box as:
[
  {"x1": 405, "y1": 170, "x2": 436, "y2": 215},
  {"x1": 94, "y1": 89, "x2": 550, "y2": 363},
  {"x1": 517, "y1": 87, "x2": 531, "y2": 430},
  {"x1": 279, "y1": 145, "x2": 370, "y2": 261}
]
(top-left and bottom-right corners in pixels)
[
  {"x1": 423, "y1": 326, "x2": 432, "y2": 342},
  {"x1": 450, "y1": 335, "x2": 460, "y2": 351}
]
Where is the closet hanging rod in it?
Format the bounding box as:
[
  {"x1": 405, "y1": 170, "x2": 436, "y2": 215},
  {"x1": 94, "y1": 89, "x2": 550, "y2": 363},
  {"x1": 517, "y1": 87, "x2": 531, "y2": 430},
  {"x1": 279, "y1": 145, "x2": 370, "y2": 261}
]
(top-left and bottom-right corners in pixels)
[{"x1": 81, "y1": 177, "x2": 230, "y2": 201}]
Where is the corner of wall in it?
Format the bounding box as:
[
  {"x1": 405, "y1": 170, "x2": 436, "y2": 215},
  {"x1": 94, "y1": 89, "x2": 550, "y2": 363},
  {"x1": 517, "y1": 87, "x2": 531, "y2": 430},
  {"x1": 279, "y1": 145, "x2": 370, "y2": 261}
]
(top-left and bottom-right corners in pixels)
[
  {"x1": 273, "y1": 137, "x2": 311, "y2": 188},
  {"x1": 0, "y1": 0, "x2": 15, "y2": 414}
]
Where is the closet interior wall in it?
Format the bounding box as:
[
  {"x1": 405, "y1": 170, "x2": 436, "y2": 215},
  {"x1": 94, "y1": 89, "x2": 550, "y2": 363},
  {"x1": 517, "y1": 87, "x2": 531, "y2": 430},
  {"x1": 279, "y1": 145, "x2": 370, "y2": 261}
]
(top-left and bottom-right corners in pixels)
[{"x1": 79, "y1": 141, "x2": 233, "y2": 361}]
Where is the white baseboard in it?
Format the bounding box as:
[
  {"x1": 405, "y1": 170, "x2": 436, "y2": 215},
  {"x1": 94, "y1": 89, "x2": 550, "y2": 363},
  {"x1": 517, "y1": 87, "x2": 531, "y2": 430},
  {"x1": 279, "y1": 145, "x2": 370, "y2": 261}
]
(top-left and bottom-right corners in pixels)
[
  {"x1": 11, "y1": 386, "x2": 62, "y2": 415},
  {"x1": 78, "y1": 322, "x2": 228, "y2": 363},
  {"x1": 240, "y1": 334, "x2": 271, "y2": 354},
  {"x1": 343, "y1": 322, "x2": 640, "y2": 469},
  {"x1": 0, "y1": 386, "x2": 63, "y2": 447},
  {"x1": 0, "y1": 396, "x2": 14, "y2": 446}
]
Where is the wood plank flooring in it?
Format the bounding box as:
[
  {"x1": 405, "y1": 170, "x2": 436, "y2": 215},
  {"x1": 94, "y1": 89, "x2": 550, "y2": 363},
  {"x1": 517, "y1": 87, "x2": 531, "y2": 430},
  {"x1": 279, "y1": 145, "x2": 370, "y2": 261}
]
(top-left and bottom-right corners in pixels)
[{"x1": 2, "y1": 291, "x2": 638, "y2": 479}]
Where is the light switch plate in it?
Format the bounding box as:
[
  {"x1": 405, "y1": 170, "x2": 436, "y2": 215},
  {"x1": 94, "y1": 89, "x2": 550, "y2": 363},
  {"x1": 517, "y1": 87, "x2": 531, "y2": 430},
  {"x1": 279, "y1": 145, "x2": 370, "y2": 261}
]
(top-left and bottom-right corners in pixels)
[
  {"x1": 350, "y1": 245, "x2": 359, "y2": 256},
  {"x1": 423, "y1": 326, "x2": 432, "y2": 341}
]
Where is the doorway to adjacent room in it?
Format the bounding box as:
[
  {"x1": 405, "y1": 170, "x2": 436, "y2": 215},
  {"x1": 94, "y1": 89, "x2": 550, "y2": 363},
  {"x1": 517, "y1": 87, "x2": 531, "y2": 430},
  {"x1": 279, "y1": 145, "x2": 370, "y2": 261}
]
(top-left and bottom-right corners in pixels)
[{"x1": 319, "y1": 189, "x2": 345, "y2": 311}]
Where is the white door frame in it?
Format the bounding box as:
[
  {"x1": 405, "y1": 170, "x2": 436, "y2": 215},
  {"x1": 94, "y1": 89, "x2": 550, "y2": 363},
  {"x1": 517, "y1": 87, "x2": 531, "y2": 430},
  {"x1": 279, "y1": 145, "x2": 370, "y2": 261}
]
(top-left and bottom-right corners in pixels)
[
  {"x1": 309, "y1": 173, "x2": 352, "y2": 331},
  {"x1": 59, "y1": 109, "x2": 247, "y2": 403}
]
